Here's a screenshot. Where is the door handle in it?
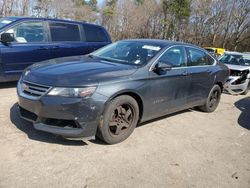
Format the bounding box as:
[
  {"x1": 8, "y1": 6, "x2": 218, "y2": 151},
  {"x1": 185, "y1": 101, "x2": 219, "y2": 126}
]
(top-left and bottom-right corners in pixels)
[{"x1": 37, "y1": 47, "x2": 49, "y2": 50}]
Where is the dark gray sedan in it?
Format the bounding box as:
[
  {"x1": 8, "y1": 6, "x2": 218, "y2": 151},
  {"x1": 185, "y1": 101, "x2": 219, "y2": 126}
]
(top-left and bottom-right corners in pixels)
[{"x1": 17, "y1": 39, "x2": 229, "y2": 144}]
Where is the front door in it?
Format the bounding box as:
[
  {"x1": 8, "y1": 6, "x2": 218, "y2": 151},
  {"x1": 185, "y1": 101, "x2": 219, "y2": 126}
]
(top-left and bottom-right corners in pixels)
[
  {"x1": 1, "y1": 21, "x2": 51, "y2": 74},
  {"x1": 143, "y1": 46, "x2": 191, "y2": 120}
]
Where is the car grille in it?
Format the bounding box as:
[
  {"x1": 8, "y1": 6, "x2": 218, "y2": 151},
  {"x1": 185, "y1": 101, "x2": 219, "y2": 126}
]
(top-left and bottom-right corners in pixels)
[{"x1": 22, "y1": 81, "x2": 51, "y2": 97}]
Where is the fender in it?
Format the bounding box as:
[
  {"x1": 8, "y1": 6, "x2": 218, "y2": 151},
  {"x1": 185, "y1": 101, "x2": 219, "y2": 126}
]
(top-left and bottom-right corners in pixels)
[{"x1": 101, "y1": 88, "x2": 145, "y2": 122}]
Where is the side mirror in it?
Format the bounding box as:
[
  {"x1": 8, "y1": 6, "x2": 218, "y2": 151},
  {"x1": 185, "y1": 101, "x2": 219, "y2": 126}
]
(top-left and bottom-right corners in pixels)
[
  {"x1": 1, "y1": 33, "x2": 14, "y2": 44},
  {"x1": 153, "y1": 61, "x2": 172, "y2": 74}
]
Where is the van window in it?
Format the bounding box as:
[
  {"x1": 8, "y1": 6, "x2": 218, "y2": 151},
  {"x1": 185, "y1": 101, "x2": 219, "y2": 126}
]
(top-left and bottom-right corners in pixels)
[
  {"x1": 49, "y1": 22, "x2": 80, "y2": 42},
  {"x1": 84, "y1": 24, "x2": 107, "y2": 42},
  {"x1": 5, "y1": 21, "x2": 45, "y2": 43},
  {"x1": 188, "y1": 48, "x2": 214, "y2": 66}
]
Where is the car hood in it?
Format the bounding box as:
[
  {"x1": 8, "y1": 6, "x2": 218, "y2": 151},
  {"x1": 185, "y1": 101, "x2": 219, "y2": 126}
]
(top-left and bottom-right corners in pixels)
[
  {"x1": 225, "y1": 64, "x2": 250, "y2": 71},
  {"x1": 23, "y1": 56, "x2": 138, "y2": 87}
]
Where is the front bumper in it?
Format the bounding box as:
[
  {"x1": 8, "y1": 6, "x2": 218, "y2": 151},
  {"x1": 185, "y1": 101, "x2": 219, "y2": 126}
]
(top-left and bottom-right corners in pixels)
[
  {"x1": 17, "y1": 80, "x2": 108, "y2": 139},
  {"x1": 224, "y1": 76, "x2": 249, "y2": 95}
]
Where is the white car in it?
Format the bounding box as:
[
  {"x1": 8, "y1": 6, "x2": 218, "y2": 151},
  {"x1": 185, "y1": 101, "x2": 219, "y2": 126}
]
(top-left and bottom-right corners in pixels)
[{"x1": 219, "y1": 52, "x2": 250, "y2": 95}]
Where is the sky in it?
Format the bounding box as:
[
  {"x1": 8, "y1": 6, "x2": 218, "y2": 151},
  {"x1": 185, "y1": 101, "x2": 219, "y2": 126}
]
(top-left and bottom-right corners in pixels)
[{"x1": 97, "y1": 0, "x2": 105, "y2": 6}]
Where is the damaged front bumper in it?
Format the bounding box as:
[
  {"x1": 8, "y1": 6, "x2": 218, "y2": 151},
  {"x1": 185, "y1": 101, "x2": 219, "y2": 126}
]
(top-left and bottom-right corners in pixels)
[
  {"x1": 224, "y1": 76, "x2": 250, "y2": 95},
  {"x1": 17, "y1": 80, "x2": 108, "y2": 140}
]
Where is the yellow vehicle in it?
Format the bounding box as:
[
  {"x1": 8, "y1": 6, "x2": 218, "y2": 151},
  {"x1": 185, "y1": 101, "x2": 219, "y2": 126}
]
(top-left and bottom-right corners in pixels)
[{"x1": 204, "y1": 47, "x2": 225, "y2": 57}]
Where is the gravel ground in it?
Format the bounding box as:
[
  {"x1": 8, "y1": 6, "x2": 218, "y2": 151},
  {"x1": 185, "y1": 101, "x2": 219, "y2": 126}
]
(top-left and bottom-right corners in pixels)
[{"x1": 0, "y1": 82, "x2": 250, "y2": 188}]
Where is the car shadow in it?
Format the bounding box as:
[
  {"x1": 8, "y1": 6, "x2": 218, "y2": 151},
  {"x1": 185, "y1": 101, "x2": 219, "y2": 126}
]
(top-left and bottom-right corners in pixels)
[
  {"x1": 10, "y1": 102, "x2": 195, "y2": 145},
  {"x1": 0, "y1": 81, "x2": 17, "y2": 89},
  {"x1": 234, "y1": 97, "x2": 250, "y2": 130},
  {"x1": 10, "y1": 103, "x2": 87, "y2": 146}
]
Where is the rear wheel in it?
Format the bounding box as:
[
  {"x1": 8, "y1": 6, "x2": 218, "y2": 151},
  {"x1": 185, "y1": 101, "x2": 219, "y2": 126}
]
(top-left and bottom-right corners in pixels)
[
  {"x1": 97, "y1": 95, "x2": 139, "y2": 144},
  {"x1": 199, "y1": 85, "x2": 221, "y2": 112}
]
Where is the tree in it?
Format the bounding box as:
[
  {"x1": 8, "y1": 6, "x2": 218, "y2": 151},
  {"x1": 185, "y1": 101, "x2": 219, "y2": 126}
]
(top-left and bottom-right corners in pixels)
[
  {"x1": 88, "y1": 0, "x2": 97, "y2": 11},
  {"x1": 0, "y1": 0, "x2": 15, "y2": 16},
  {"x1": 33, "y1": 0, "x2": 51, "y2": 17},
  {"x1": 231, "y1": 0, "x2": 250, "y2": 50},
  {"x1": 134, "y1": 0, "x2": 144, "y2": 6},
  {"x1": 21, "y1": 0, "x2": 30, "y2": 16},
  {"x1": 162, "y1": 0, "x2": 191, "y2": 40},
  {"x1": 101, "y1": 0, "x2": 117, "y2": 32},
  {"x1": 0, "y1": 0, "x2": 249, "y2": 51},
  {"x1": 73, "y1": 0, "x2": 87, "y2": 6}
]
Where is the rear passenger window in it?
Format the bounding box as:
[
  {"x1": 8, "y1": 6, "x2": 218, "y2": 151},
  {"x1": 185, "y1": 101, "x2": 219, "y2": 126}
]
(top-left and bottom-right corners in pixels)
[
  {"x1": 188, "y1": 48, "x2": 215, "y2": 66},
  {"x1": 84, "y1": 24, "x2": 107, "y2": 42},
  {"x1": 49, "y1": 22, "x2": 80, "y2": 42}
]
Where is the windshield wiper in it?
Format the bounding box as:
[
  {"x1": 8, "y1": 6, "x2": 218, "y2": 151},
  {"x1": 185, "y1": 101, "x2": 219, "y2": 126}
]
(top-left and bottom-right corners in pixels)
[
  {"x1": 87, "y1": 54, "x2": 113, "y2": 62},
  {"x1": 88, "y1": 54, "x2": 133, "y2": 65},
  {"x1": 99, "y1": 56, "x2": 129, "y2": 63}
]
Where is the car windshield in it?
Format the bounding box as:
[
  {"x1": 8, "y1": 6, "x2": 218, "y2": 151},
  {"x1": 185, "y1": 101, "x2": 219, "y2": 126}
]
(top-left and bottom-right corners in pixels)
[
  {"x1": 219, "y1": 54, "x2": 250, "y2": 66},
  {"x1": 0, "y1": 18, "x2": 16, "y2": 29},
  {"x1": 90, "y1": 41, "x2": 163, "y2": 65}
]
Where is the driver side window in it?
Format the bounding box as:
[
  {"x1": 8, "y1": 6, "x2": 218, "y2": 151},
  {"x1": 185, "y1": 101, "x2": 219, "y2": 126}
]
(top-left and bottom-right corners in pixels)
[
  {"x1": 4, "y1": 21, "x2": 45, "y2": 43},
  {"x1": 159, "y1": 46, "x2": 187, "y2": 67}
]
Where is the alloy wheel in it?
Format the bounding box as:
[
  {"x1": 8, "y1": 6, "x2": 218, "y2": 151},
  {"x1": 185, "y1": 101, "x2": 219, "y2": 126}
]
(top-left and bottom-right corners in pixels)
[
  {"x1": 108, "y1": 104, "x2": 134, "y2": 136},
  {"x1": 209, "y1": 90, "x2": 219, "y2": 108}
]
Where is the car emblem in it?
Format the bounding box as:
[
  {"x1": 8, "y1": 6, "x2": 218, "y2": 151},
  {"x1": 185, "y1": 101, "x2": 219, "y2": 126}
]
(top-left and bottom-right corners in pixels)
[
  {"x1": 25, "y1": 70, "x2": 30, "y2": 76},
  {"x1": 21, "y1": 83, "x2": 27, "y2": 91}
]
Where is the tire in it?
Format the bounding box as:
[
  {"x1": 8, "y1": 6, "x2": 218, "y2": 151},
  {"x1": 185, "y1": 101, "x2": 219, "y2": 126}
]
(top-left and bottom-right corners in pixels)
[
  {"x1": 199, "y1": 85, "x2": 221, "y2": 113},
  {"x1": 97, "y1": 95, "x2": 139, "y2": 144}
]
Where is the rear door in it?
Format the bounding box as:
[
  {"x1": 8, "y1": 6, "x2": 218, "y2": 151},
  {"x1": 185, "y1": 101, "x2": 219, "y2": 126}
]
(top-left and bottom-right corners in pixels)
[
  {"x1": 186, "y1": 47, "x2": 216, "y2": 106},
  {"x1": 144, "y1": 46, "x2": 191, "y2": 119},
  {"x1": 83, "y1": 24, "x2": 111, "y2": 53},
  {"x1": 1, "y1": 21, "x2": 51, "y2": 73},
  {"x1": 48, "y1": 21, "x2": 89, "y2": 58}
]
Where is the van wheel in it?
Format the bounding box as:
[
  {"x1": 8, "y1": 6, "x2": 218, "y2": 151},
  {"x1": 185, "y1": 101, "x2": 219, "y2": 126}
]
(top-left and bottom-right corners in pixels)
[
  {"x1": 97, "y1": 95, "x2": 139, "y2": 144},
  {"x1": 199, "y1": 85, "x2": 221, "y2": 112}
]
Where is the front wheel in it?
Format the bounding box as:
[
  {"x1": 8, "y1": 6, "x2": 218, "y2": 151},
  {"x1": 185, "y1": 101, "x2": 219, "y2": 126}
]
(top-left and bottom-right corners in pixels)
[
  {"x1": 97, "y1": 95, "x2": 139, "y2": 144},
  {"x1": 199, "y1": 85, "x2": 221, "y2": 112}
]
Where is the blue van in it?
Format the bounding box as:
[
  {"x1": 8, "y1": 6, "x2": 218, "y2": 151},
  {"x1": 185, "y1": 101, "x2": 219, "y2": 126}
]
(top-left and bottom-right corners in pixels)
[{"x1": 0, "y1": 17, "x2": 111, "y2": 82}]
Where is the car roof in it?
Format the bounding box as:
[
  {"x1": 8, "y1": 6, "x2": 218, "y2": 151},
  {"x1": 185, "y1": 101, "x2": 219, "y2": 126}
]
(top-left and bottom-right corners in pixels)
[
  {"x1": 224, "y1": 51, "x2": 250, "y2": 59},
  {"x1": 225, "y1": 51, "x2": 250, "y2": 56},
  {"x1": 120, "y1": 39, "x2": 199, "y2": 48},
  {"x1": 4, "y1": 16, "x2": 103, "y2": 28}
]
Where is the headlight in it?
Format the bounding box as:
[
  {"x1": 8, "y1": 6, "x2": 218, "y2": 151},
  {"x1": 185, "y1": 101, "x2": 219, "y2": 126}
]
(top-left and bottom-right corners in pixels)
[
  {"x1": 47, "y1": 87, "x2": 96, "y2": 98},
  {"x1": 22, "y1": 68, "x2": 31, "y2": 77}
]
